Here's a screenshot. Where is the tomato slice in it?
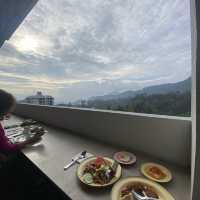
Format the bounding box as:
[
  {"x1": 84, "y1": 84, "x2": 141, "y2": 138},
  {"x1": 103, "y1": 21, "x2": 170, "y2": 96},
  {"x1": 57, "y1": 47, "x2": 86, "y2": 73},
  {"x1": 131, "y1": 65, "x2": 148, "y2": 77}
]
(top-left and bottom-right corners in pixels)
[{"x1": 95, "y1": 157, "x2": 105, "y2": 168}]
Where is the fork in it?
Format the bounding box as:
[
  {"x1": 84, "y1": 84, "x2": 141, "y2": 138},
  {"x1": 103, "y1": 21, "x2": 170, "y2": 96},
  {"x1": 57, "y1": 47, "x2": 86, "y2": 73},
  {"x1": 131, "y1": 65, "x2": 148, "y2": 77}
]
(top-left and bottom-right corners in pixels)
[
  {"x1": 64, "y1": 151, "x2": 87, "y2": 170},
  {"x1": 132, "y1": 190, "x2": 159, "y2": 200}
]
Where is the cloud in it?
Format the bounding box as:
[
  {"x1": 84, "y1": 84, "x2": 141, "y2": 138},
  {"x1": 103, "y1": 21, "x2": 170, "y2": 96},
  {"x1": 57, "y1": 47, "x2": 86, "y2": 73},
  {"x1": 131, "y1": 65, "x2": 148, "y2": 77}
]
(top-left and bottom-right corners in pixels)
[{"x1": 0, "y1": 0, "x2": 191, "y2": 102}]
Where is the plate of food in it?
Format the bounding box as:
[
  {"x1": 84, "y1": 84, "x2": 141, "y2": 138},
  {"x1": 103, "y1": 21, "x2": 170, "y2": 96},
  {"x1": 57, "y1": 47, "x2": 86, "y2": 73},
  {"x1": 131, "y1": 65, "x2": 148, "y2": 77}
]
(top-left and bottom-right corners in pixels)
[
  {"x1": 11, "y1": 126, "x2": 47, "y2": 144},
  {"x1": 77, "y1": 156, "x2": 122, "y2": 187},
  {"x1": 111, "y1": 177, "x2": 175, "y2": 200},
  {"x1": 30, "y1": 126, "x2": 47, "y2": 137},
  {"x1": 140, "y1": 163, "x2": 172, "y2": 183},
  {"x1": 114, "y1": 151, "x2": 136, "y2": 165}
]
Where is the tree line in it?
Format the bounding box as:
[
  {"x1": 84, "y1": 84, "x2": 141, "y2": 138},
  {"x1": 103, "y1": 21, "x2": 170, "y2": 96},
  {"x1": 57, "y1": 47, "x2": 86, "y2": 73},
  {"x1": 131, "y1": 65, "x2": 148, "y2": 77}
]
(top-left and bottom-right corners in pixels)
[{"x1": 62, "y1": 91, "x2": 191, "y2": 117}]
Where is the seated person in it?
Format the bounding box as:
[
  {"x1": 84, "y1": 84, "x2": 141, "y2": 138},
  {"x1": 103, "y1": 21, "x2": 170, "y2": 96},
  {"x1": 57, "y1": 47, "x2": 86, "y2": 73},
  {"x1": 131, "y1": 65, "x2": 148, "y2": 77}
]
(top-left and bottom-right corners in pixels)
[
  {"x1": 0, "y1": 89, "x2": 41, "y2": 157},
  {"x1": 0, "y1": 90, "x2": 71, "y2": 200}
]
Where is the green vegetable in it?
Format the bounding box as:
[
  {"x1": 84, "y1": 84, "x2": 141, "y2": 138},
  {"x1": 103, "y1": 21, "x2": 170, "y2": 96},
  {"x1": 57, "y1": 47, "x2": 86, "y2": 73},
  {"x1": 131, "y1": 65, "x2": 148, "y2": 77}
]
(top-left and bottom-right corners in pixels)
[{"x1": 83, "y1": 173, "x2": 93, "y2": 184}]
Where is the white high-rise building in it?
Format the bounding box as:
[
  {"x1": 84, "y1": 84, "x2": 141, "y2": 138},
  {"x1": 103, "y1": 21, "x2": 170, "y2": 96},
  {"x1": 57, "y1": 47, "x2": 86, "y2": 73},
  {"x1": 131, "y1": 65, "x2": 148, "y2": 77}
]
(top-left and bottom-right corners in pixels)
[{"x1": 22, "y1": 92, "x2": 54, "y2": 105}]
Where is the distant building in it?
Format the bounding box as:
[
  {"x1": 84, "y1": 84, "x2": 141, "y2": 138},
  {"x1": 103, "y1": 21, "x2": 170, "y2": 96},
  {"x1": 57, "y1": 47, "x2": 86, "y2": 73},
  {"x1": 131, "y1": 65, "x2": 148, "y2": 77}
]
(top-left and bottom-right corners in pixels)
[{"x1": 22, "y1": 92, "x2": 54, "y2": 105}]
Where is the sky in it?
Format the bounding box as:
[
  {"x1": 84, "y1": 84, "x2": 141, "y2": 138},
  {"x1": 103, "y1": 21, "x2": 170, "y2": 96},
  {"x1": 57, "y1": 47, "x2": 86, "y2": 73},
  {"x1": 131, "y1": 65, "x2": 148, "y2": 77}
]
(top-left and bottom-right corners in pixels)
[{"x1": 0, "y1": 0, "x2": 191, "y2": 103}]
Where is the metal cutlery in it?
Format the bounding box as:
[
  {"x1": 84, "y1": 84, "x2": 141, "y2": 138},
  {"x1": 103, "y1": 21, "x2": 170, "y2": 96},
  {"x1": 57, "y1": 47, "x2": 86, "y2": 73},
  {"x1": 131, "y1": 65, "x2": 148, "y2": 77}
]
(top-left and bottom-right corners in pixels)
[
  {"x1": 64, "y1": 150, "x2": 87, "y2": 171},
  {"x1": 6, "y1": 126, "x2": 46, "y2": 138},
  {"x1": 5, "y1": 125, "x2": 20, "y2": 130},
  {"x1": 7, "y1": 132, "x2": 25, "y2": 138},
  {"x1": 6, "y1": 129, "x2": 24, "y2": 137},
  {"x1": 132, "y1": 190, "x2": 159, "y2": 200}
]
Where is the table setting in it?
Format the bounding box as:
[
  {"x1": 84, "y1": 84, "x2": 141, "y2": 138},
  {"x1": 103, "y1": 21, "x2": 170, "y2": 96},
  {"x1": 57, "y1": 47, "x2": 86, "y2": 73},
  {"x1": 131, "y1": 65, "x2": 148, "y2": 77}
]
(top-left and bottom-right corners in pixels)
[
  {"x1": 63, "y1": 150, "x2": 174, "y2": 200},
  {"x1": 3, "y1": 117, "x2": 188, "y2": 200},
  {"x1": 5, "y1": 119, "x2": 47, "y2": 144}
]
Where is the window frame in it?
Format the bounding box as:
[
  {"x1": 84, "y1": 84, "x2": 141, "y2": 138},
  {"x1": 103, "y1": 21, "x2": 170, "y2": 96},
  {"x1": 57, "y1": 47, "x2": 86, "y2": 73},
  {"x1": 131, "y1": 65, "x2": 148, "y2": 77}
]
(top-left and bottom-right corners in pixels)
[{"x1": 191, "y1": 0, "x2": 200, "y2": 199}]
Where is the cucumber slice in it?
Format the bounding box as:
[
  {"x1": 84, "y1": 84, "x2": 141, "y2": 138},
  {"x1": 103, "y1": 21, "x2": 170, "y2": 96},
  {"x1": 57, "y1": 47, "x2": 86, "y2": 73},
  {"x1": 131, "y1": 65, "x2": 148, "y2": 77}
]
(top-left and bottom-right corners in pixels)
[{"x1": 83, "y1": 173, "x2": 93, "y2": 184}]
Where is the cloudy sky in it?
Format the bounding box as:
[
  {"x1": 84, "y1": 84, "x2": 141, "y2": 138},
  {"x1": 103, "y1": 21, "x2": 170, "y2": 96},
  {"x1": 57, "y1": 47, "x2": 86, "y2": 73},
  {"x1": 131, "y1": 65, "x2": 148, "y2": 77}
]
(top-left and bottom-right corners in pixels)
[{"x1": 0, "y1": 0, "x2": 191, "y2": 103}]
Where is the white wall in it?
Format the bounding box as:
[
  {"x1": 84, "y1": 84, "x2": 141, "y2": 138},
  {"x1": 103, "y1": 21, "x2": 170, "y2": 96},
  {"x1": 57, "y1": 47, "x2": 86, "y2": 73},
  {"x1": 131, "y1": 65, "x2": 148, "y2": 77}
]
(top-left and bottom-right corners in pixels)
[{"x1": 14, "y1": 103, "x2": 191, "y2": 168}]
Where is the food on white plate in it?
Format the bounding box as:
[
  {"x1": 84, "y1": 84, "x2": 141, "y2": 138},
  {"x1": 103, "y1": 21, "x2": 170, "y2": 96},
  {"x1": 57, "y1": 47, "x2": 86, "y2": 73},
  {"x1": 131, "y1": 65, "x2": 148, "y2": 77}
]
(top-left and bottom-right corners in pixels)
[
  {"x1": 30, "y1": 126, "x2": 46, "y2": 135},
  {"x1": 111, "y1": 177, "x2": 174, "y2": 200},
  {"x1": 120, "y1": 182, "x2": 159, "y2": 200},
  {"x1": 120, "y1": 193, "x2": 134, "y2": 200},
  {"x1": 147, "y1": 166, "x2": 167, "y2": 180},
  {"x1": 141, "y1": 163, "x2": 172, "y2": 182},
  {"x1": 21, "y1": 119, "x2": 37, "y2": 127},
  {"x1": 82, "y1": 157, "x2": 117, "y2": 185},
  {"x1": 30, "y1": 126, "x2": 43, "y2": 132}
]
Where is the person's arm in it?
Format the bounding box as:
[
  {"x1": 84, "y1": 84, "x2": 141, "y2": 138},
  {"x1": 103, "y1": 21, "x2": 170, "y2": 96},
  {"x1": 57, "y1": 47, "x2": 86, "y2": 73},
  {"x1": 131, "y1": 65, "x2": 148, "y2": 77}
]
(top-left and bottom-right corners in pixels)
[
  {"x1": 0, "y1": 134, "x2": 20, "y2": 152},
  {"x1": 0, "y1": 134, "x2": 42, "y2": 152}
]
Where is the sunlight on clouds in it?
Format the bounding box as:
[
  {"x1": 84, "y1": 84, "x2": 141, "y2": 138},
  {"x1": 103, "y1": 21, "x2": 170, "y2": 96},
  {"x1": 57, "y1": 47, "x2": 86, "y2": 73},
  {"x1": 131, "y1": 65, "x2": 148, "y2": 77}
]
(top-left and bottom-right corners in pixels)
[
  {"x1": 12, "y1": 35, "x2": 39, "y2": 53},
  {"x1": 9, "y1": 30, "x2": 54, "y2": 56}
]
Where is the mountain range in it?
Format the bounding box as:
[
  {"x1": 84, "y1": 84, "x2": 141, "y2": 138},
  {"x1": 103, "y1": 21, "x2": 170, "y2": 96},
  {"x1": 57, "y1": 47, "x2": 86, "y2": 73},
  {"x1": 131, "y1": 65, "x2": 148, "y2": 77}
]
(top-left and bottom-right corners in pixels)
[{"x1": 89, "y1": 77, "x2": 191, "y2": 101}]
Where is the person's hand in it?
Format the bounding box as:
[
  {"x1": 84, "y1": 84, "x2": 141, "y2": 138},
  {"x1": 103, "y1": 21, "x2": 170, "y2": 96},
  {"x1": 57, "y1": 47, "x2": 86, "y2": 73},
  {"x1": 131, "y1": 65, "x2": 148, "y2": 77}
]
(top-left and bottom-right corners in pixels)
[{"x1": 15, "y1": 135, "x2": 43, "y2": 149}]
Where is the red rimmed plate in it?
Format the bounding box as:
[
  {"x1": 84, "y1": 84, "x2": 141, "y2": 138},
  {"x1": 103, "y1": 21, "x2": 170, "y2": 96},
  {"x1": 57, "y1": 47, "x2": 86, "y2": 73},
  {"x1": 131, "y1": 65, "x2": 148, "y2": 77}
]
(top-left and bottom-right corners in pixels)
[{"x1": 114, "y1": 151, "x2": 136, "y2": 165}]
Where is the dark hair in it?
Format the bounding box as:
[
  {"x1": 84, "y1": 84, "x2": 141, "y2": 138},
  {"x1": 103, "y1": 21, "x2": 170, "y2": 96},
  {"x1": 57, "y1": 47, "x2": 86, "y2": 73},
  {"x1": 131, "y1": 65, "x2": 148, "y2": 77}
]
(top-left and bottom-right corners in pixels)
[{"x1": 0, "y1": 90, "x2": 16, "y2": 117}]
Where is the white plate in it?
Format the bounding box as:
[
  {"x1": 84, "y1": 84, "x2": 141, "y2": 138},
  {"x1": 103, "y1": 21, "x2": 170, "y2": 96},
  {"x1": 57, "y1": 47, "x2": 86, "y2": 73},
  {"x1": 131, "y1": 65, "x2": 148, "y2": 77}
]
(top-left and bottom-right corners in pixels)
[
  {"x1": 141, "y1": 163, "x2": 172, "y2": 183},
  {"x1": 77, "y1": 157, "x2": 122, "y2": 187},
  {"x1": 111, "y1": 177, "x2": 175, "y2": 200}
]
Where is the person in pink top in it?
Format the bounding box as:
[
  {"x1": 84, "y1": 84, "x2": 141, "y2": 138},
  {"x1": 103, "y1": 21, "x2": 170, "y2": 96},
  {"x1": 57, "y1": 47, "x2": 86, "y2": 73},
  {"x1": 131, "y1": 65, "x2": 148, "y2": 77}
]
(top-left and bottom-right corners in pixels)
[
  {"x1": 0, "y1": 89, "x2": 41, "y2": 157},
  {"x1": 0, "y1": 90, "x2": 71, "y2": 200}
]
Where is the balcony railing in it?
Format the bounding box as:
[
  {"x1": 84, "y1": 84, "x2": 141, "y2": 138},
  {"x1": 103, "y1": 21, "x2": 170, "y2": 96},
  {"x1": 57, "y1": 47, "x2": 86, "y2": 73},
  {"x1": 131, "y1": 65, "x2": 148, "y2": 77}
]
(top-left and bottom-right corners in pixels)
[{"x1": 14, "y1": 103, "x2": 191, "y2": 168}]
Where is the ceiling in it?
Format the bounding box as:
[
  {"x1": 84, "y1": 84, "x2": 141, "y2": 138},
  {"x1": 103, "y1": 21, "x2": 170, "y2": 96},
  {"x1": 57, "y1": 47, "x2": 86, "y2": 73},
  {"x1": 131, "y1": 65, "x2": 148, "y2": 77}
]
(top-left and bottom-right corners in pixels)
[{"x1": 0, "y1": 0, "x2": 38, "y2": 47}]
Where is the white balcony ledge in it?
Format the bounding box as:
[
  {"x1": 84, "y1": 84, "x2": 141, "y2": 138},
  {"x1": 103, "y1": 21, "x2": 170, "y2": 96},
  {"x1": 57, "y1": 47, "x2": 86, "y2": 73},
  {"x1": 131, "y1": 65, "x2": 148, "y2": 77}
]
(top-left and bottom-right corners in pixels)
[{"x1": 14, "y1": 103, "x2": 191, "y2": 168}]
